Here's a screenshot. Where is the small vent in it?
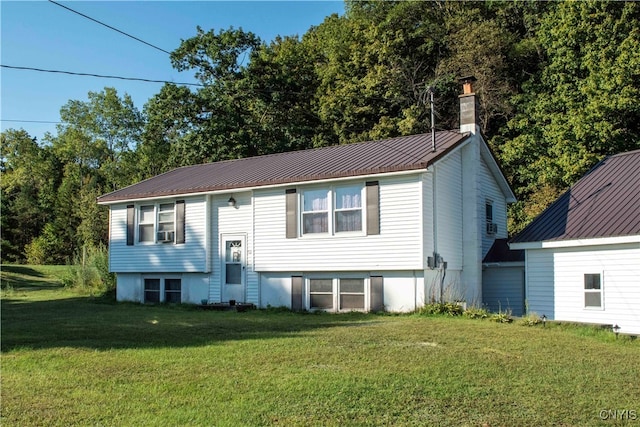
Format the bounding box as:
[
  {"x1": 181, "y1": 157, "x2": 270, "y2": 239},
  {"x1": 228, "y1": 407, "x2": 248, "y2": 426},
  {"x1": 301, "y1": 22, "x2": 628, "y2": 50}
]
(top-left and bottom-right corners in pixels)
[
  {"x1": 486, "y1": 223, "x2": 498, "y2": 235},
  {"x1": 157, "y1": 231, "x2": 175, "y2": 243}
]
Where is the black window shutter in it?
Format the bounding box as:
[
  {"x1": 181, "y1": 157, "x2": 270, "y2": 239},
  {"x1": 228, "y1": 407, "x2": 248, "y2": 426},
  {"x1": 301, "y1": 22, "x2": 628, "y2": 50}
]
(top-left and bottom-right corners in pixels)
[
  {"x1": 370, "y1": 276, "x2": 384, "y2": 312},
  {"x1": 126, "y1": 205, "x2": 135, "y2": 246},
  {"x1": 285, "y1": 189, "x2": 298, "y2": 239},
  {"x1": 366, "y1": 181, "x2": 380, "y2": 235},
  {"x1": 291, "y1": 276, "x2": 303, "y2": 311},
  {"x1": 175, "y1": 200, "x2": 185, "y2": 244}
]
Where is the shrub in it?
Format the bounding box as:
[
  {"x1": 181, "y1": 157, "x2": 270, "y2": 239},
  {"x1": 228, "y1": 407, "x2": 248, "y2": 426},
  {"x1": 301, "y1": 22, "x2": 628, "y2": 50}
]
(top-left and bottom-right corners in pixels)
[
  {"x1": 490, "y1": 310, "x2": 513, "y2": 323},
  {"x1": 520, "y1": 312, "x2": 542, "y2": 326},
  {"x1": 418, "y1": 302, "x2": 464, "y2": 316},
  {"x1": 63, "y1": 245, "x2": 115, "y2": 297},
  {"x1": 24, "y1": 223, "x2": 62, "y2": 265},
  {"x1": 464, "y1": 307, "x2": 490, "y2": 319}
]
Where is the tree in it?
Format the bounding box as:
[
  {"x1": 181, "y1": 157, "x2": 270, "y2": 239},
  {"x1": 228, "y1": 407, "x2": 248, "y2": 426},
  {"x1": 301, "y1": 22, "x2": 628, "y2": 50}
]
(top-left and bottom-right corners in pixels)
[
  {"x1": 500, "y1": 0, "x2": 640, "y2": 231},
  {"x1": 57, "y1": 87, "x2": 143, "y2": 191},
  {"x1": 139, "y1": 83, "x2": 202, "y2": 176},
  {"x1": 1, "y1": 130, "x2": 59, "y2": 262}
]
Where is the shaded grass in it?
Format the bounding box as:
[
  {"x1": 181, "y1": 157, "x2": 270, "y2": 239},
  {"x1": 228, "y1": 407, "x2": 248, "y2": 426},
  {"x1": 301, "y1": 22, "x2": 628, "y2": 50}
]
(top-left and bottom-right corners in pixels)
[
  {"x1": 1, "y1": 264, "x2": 67, "y2": 290},
  {"x1": 1, "y1": 266, "x2": 638, "y2": 426}
]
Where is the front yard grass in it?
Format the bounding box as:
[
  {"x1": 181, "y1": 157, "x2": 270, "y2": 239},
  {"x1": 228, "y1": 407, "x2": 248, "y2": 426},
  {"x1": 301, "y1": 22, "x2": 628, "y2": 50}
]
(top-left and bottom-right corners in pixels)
[{"x1": 1, "y1": 266, "x2": 638, "y2": 426}]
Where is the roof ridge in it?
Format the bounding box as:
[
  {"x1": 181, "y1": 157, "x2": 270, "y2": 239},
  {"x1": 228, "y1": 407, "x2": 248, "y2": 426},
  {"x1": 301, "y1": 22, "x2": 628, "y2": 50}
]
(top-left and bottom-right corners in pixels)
[
  {"x1": 169, "y1": 129, "x2": 465, "y2": 170},
  {"x1": 97, "y1": 129, "x2": 470, "y2": 203},
  {"x1": 607, "y1": 148, "x2": 640, "y2": 159}
]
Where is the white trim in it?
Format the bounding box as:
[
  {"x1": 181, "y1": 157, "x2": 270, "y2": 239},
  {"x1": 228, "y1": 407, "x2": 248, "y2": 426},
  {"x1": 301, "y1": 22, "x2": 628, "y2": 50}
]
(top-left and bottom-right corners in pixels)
[{"x1": 510, "y1": 235, "x2": 640, "y2": 250}]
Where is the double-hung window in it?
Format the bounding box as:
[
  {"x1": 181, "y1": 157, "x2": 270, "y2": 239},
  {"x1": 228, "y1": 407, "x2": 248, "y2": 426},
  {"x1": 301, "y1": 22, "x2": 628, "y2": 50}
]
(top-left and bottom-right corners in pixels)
[
  {"x1": 138, "y1": 205, "x2": 155, "y2": 243},
  {"x1": 335, "y1": 186, "x2": 362, "y2": 232},
  {"x1": 127, "y1": 202, "x2": 184, "y2": 246},
  {"x1": 157, "y1": 203, "x2": 175, "y2": 243},
  {"x1": 303, "y1": 189, "x2": 329, "y2": 234},
  {"x1": 584, "y1": 273, "x2": 603, "y2": 309},
  {"x1": 485, "y1": 201, "x2": 497, "y2": 235},
  {"x1": 302, "y1": 186, "x2": 363, "y2": 235}
]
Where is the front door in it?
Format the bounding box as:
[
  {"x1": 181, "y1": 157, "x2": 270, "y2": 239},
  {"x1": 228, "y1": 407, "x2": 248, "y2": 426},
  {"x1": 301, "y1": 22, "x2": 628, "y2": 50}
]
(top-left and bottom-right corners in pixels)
[{"x1": 222, "y1": 235, "x2": 245, "y2": 303}]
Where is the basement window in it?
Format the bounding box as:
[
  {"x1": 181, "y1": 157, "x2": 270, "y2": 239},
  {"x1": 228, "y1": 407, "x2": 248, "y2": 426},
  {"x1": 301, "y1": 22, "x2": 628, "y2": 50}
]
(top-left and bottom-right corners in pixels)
[
  {"x1": 308, "y1": 277, "x2": 366, "y2": 312},
  {"x1": 144, "y1": 278, "x2": 182, "y2": 304}
]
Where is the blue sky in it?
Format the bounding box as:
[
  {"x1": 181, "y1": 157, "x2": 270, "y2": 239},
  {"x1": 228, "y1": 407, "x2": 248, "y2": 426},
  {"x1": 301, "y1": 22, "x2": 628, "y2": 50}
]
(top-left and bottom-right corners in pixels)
[{"x1": 1, "y1": 1, "x2": 344, "y2": 142}]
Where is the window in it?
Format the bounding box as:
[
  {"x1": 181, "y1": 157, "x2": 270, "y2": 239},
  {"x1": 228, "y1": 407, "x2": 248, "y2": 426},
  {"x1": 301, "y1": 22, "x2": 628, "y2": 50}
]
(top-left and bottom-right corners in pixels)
[
  {"x1": 309, "y1": 279, "x2": 333, "y2": 310},
  {"x1": 144, "y1": 278, "x2": 161, "y2": 303},
  {"x1": 339, "y1": 278, "x2": 365, "y2": 310},
  {"x1": 584, "y1": 273, "x2": 602, "y2": 308},
  {"x1": 303, "y1": 190, "x2": 329, "y2": 234},
  {"x1": 144, "y1": 278, "x2": 181, "y2": 303},
  {"x1": 157, "y1": 203, "x2": 175, "y2": 243},
  {"x1": 308, "y1": 277, "x2": 367, "y2": 312},
  {"x1": 302, "y1": 186, "x2": 364, "y2": 235},
  {"x1": 139, "y1": 205, "x2": 155, "y2": 242},
  {"x1": 286, "y1": 182, "x2": 378, "y2": 239},
  {"x1": 130, "y1": 201, "x2": 184, "y2": 245},
  {"x1": 335, "y1": 186, "x2": 362, "y2": 232},
  {"x1": 164, "y1": 279, "x2": 182, "y2": 303},
  {"x1": 485, "y1": 201, "x2": 497, "y2": 235}
]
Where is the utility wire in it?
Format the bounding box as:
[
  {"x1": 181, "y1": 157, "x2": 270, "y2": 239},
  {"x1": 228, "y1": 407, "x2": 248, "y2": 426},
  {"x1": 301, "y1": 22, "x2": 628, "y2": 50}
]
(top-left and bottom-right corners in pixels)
[
  {"x1": 1, "y1": 65, "x2": 204, "y2": 87},
  {"x1": 0, "y1": 119, "x2": 61, "y2": 124},
  {"x1": 48, "y1": 0, "x2": 172, "y2": 55}
]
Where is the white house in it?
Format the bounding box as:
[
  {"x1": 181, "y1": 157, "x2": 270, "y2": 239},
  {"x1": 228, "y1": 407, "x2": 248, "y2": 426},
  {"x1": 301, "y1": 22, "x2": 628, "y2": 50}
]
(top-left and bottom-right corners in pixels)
[
  {"x1": 510, "y1": 149, "x2": 640, "y2": 334},
  {"x1": 97, "y1": 78, "x2": 516, "y2": 312}
]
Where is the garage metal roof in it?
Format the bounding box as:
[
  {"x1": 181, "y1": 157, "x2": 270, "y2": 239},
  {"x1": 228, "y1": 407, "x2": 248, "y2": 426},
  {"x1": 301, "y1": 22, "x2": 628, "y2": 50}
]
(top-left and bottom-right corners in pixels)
[{"x1": 510, "y1": 149, "x2": 640, "y2": 243}]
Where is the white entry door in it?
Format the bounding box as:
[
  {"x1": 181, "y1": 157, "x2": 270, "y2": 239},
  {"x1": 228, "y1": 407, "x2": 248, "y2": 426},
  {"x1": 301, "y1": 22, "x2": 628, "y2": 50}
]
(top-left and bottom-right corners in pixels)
[{"x1": 222, "y1": 235, "x2": 246, "y2": 303}]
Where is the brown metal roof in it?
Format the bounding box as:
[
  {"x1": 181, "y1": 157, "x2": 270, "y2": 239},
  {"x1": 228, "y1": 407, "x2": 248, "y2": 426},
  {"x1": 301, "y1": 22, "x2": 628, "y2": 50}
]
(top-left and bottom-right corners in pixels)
[
  {"x1": 483, "y1": 239, "x2": 524, "y2": 263},
  {"x1": 98, "y1": 130, "x2": 469, "y2": 203},
  {"x1": 511, "y1": 149, "x2": 640, "y2": 243}
]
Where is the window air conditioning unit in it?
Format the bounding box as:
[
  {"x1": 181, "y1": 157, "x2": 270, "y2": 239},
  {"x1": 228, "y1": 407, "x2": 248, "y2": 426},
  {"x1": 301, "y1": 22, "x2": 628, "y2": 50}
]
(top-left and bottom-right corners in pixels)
[
  {"x1": 486, "y1": 223, "x2": 498, "y2": 235},
  {"x1": 157, "y1": 231, "x2": 175, "y2": 243}
]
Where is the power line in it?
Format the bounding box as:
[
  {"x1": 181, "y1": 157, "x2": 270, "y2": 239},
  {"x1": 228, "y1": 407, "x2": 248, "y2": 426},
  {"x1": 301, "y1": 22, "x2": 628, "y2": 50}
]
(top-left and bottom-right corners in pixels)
[
  {"x1": 48, "y1": 0, "x2": 172, "y2": 55},
  {"x1": 0, "y1": 119, "x2": 61, "y2": 124},
  {"x1": 1, "y1": 65, "x2": 204, "y2": 87}
]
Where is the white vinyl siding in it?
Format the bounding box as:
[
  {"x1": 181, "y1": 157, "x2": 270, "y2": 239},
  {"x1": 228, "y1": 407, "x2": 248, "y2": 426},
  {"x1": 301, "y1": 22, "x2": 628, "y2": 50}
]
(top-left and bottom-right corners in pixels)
[
  {"x1": 552, "y1": 244, "x2": 639, "y2": 331},
  {"x1": 208, "y1": 192, "x2": 258, "y2": 305},
  {"x1": 108, "y1": 197, "x2": 207, "y2": 273},
  {"x1": 526, "y1": 242, "x2": 640, "y2": 334},
  {"x1": 433, "y1": 150, "x2": 463, "y2": 270},
  {"x1": 524, "y1": 249, "x2": 555, "y2": 318},
  {"x1": 479, "y1": 156, "x2": 508, "y2": 256},
  {"x1": 253, "y1": 175, "x2": 423, "y2": 272},
  {"x1": 482, "y1": 266, "x2": 525, "y2": 316}
]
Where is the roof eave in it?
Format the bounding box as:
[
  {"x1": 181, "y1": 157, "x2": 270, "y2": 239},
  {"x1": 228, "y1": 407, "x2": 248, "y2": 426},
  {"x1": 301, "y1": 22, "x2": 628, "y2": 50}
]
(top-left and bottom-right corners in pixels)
[
  {"x1": 96, "y1": 165, "x2": 431, "y2": 205},
  {"x1": 509, "y1": 234, "x2": 640, "y2": 250}
]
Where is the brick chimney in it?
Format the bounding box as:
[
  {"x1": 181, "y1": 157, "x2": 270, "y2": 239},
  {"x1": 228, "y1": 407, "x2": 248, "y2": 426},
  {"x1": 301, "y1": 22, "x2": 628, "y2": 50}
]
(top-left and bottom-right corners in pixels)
[{"x1": 459, "y1": 76, "x2": 478, "y2": 134}]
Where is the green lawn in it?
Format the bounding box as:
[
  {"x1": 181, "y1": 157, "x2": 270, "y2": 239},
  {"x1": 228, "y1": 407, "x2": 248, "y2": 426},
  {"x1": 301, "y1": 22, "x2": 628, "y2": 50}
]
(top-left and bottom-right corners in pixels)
[{"x1": 1, "y1": 266, "x2": 638, "y2": 426}]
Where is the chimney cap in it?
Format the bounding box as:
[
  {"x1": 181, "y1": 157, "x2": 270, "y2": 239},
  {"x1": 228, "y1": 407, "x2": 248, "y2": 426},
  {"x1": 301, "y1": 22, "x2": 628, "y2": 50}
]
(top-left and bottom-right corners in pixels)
[{"x1": 459, "y1": 75, "x2": 477, "y2": 95}]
